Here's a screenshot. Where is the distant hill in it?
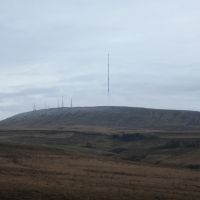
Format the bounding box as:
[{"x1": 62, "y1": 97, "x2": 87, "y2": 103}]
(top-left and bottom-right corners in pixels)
[{"x1": 1, "y1": 106, "x2": 200, "y2": 131}]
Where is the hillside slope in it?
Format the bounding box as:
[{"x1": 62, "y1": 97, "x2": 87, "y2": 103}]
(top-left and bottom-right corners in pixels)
[{"x1": 1, "y1": 106, "x2": 200, "y2": 130}]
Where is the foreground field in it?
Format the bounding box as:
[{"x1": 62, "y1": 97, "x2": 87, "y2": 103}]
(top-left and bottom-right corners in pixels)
[
  {"x1": 0, "y1": 144, "x2": 200, "y2": 200},
  {"x1": 0, "y1": 129, "x2": 200, "y2": 169}
]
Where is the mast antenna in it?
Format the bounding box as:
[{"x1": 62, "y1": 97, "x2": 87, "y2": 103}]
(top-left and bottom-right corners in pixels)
[
  {"x1": 33, "y1": 103, "x2": 36, "y2": 111},
  {"x1": 108, "y1": 53, "x2": 110, "y2": 96},
  {"x1": 61, "y1": 96, "x2": 64, "y2": 108},
  {"x1": 70, "y1": 97, "x2": 73, "y2": 108}
]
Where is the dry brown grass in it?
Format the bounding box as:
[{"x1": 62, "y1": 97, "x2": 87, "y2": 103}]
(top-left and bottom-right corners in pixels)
[{"x1": 0, "y1": 145, "x2": 199, "y2": 200}]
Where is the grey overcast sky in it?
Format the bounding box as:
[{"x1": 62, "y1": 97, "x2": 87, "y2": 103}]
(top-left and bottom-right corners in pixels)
[{"x1": 0, "y1": 0, "x2": 200, "y2": 119}]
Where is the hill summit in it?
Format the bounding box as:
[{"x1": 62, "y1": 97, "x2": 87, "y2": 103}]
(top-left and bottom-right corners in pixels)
[{"x1": 1, "y1": 106, "x2": 200, "y2": 131}]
